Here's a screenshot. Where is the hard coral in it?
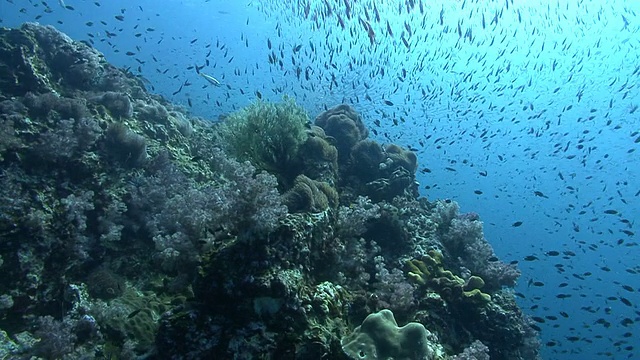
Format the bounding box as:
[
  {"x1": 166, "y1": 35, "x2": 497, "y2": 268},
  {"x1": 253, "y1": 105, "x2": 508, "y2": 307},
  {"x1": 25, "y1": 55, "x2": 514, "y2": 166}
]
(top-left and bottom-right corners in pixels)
[
  {"x1": 0, "y1": 23, "x2": 144, "y2": 97},
  {"x1": 341, "y1": 309, "x2": 442, "y2": 360},
  {"x1": 349, "y1": 139, "x2": 385, "y2": 182},
  {"x1": 0, "y1": 26, "x2": 53, "y2": 96},
  {"x1": 298, "y1": 125, "x2": 338, "y2": 183},
  {"x1": 314, "y1": 104, "x2": 368, "y2": 163},
  {"x1": 91, "y1": 91, "x2": 133, "y2": 118},
  {"x1": 282, "y1": 174, "x2": 338, "y2": 213},
  {"x1": 384, "y1": 143, "x2": 418, "y2": 174},
  {"x1": 406, "y1": 250, "x2": 492, "y2": 304}
]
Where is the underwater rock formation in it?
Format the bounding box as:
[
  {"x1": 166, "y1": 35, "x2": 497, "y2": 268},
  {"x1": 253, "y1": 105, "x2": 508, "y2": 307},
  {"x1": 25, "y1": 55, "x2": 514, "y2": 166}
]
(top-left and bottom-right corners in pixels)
[{"x1": 0, "y1": 23, "x2": 540, "y2": 359}]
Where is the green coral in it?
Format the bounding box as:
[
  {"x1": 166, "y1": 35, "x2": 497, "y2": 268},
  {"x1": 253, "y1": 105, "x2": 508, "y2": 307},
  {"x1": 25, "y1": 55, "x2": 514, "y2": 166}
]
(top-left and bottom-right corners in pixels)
[
  {"x1": 406, "y1": 250, "x2": 491, "y2": 304},
  {"x1": 341, "y1": 309, "x2": 443, "y2": 360},
  {"x1": 217, "y1": 96, "x2": 309, "y2": 182},
  {"x1": 93, "y1": 287, "x2": 175, "y2": 351}
]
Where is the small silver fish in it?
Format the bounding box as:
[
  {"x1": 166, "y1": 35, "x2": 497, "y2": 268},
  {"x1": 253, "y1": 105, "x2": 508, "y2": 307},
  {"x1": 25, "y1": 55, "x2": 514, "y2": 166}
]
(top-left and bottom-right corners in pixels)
[{"x1": 199, "y1": 73, "x2": 221, "y2": 86}]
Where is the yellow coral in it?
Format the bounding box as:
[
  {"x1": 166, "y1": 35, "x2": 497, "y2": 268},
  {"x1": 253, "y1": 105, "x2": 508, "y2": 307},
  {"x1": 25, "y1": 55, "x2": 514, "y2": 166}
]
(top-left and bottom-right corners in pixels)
[{"x1": 406, "y1": 251, "x2": 491, "y2": 304}]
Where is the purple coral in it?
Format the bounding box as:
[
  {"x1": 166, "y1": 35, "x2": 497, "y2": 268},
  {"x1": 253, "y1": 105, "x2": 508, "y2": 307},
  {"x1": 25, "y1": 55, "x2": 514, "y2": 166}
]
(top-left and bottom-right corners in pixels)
[
  {"x1": 452, "y1": 340, "x2": 490, "y2": 360},
  {"x1": 128, "y1": 148, "x2": 287, "y2": 271},
  {"x1": 435, "y1": 200, "x2": 520, "y2": 290},
  {"x1": 32, "y1": 316, "x2": 77, "y2": 358}
]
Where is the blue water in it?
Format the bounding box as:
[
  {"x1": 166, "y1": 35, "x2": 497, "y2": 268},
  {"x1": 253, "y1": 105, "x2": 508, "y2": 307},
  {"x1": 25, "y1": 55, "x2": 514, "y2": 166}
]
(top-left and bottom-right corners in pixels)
[{"x1": 1, "y1": 0, "x2": 639, "y2": 358}]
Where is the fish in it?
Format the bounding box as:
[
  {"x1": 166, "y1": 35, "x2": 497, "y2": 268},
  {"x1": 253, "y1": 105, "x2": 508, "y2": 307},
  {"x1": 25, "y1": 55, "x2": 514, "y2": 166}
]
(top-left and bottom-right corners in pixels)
[
  {"x1": 533, "y1": 191, "x2": 548, "y2": 198},
  {"x1": 199, "y1": 73, "x2": 221, "y2": 86},
  {"x1": 127, "y1": 309, "x2": 142, "y2": 319}
]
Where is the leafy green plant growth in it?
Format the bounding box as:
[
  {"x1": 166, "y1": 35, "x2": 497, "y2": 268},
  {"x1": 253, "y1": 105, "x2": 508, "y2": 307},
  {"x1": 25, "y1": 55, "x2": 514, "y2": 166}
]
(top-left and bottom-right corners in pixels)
[{"x1": 217, "y1": 97, "x2": 309, "y2": 180}]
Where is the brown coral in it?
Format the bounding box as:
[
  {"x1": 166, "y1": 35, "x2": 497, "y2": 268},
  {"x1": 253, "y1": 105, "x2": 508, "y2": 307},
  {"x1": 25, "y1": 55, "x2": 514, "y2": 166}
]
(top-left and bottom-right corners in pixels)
[
  {"x1": 298, "y1": 125, "x2": 339, "y2": 183},
  {"x1": 349, "y1": 139, "x2": 385, "y2": 182},
  {"x1": 282, "y1": 174, "x2": 338, "y2": 213},
  {"x1": 314, "y1": 104, "x2": 368, "y2": 163},
  {"x1": 384, "y1": 144, "x2": 418, "y2": 174}
]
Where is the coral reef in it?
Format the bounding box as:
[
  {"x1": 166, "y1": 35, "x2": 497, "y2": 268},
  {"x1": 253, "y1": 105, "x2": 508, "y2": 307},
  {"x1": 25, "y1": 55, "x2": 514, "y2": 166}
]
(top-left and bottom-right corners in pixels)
[
  {"x1": 314, "y1": 106, "x2": 420, "y2": 202},
  {"x1": 0, "y1": 23, "x2": 540, "y2": 360}
]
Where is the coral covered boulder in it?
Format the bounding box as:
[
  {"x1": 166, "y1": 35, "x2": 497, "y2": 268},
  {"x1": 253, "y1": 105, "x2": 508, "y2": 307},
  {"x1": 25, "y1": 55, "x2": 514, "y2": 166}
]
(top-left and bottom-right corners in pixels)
[{"x1": 0, "y1": 23, "x2": 144, "y2": 97}]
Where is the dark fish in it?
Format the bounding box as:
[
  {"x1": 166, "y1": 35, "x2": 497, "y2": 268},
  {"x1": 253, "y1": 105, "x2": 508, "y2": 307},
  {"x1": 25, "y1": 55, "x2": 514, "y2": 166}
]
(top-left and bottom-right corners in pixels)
[
  {"x1": 172, "y1": 84, "x2": 184, "y2": 95},
  {"x1": 533, "y1": 191, "x2": 548, "y2": 198},
  {"x1": 512, "y1": 221, "x2": 523, "y2": 227},
  {"x1": 127, "y1": 309, "x2": 142, "y2": 319}
]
